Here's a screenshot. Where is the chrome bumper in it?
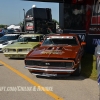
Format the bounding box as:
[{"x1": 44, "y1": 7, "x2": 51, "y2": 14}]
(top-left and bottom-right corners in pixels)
[{"x1": 25, "y1": 66, "x2": 75, "y2": 72}]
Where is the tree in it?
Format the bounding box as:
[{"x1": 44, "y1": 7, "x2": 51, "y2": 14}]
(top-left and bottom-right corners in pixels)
[
  {"x1": 52, "y1": 19, "x2": 59, "y2": 25},
  {"x1": 17, "y1": 21, "x2": 25, "y2": 32},
  {"x1": 0, "y1": 24, "x2": 6, "y2": 28},
  {"x1": 18, "y1": 22, "x2": 23, "y2": 26}
]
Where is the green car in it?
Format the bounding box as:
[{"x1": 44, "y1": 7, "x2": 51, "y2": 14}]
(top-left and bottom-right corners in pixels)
[{"x1": 2, "y1": 33, "x2": 44, "y2": 58}]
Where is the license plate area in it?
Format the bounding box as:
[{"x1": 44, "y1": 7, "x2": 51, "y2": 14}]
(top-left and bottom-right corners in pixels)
[{"x1": 42, "y1": 73, "x2": 57, "y2": 77}]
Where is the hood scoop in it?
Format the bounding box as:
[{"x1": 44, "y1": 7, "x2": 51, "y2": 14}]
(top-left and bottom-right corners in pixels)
[
  {"x1": 47, "y1": 47, "x2": 63, "y2": 50},
  {"x1": 57, "y1": 47, "x2": 63, "y2": 50},
  {"x1": 47, "y1": 47, "x2": 53, "y2": 50},
  {"x1": 20, "y1": 42, "x2": 28, "y2": 44},
  {"x1": 28, "y1": 45, "x2": 77, "y2": 58}
]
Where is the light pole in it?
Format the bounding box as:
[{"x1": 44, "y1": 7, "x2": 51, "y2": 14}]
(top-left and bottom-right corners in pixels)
[
  {"x1": 32, "y1": 5, "x2": 36, "y2": 33},
  {"x1": 23, "y1": 9, "x2": 26, "y2": 32}
]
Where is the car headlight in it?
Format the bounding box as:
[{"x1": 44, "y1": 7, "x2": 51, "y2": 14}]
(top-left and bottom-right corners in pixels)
[
  {"x1": 3, "y1": 48, "x2": 9, "y2": 52},
  {"x1": 65, "y1": 62, "x2": 74, "y2": 68},
  {"x1": 27, "y1": 48, "x2": 32, "y2": 52}
]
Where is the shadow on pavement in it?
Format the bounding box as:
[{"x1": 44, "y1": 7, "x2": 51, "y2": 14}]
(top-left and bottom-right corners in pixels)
[
  {"x1": 81, "y1": 53, "x2": 96, "y2": 79},
  {"x1": 36, "y1": 75, "x2": 86, "y2": 81},
  {"x1": 9, "y1": 58, "x2": 24, "y2": 60}
]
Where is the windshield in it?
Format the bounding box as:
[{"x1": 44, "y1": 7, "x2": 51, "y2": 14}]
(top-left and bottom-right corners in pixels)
[
  {"x1": 0, "y1": 35, "x2": 19, "y2": 41},
  {"x1": 17, "y1": 36, "x2": 40, "y2": 42},
  {"x1": 7, "y1": 30, "x2": 14, "y2": 33},
  {"x1": 42, "y1": 36, "x2": 78, "y2": 46}
]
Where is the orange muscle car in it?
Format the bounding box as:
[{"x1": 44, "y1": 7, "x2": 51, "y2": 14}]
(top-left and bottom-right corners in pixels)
[{"x1": 24, "y1": 34, "x2": 86, "y2": 77}]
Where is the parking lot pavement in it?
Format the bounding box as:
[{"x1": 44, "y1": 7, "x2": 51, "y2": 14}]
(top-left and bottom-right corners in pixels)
[{"x1": 0, "y1": 53, "x2": 99, "y2": 100}]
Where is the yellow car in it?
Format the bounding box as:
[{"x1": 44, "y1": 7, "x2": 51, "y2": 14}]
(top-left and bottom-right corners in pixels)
[{"x1": 2, "y1": 33, "x2": 44, "y2": 58}]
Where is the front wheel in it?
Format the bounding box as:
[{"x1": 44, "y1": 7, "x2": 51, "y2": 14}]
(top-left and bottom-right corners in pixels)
[{"x1": 71, "y1": 63, "x2": 81, "y2": 76}]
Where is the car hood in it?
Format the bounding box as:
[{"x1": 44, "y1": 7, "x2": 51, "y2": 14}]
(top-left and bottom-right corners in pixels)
[
  {"x1": 4, "y1": 42, "x2": 40, "y2": 48},
  {"x1": 27, "y1": 45, "x2": 80, "y2": 59}
]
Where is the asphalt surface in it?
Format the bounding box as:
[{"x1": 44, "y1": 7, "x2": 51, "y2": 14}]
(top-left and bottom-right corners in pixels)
[{"x1": 0, "y1": 53, "x2": 99, "y2": 100}]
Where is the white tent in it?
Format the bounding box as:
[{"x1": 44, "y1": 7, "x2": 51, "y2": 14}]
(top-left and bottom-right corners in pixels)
[{"x1": 7, "y1": 25, "x2": 21, "y2": 30}]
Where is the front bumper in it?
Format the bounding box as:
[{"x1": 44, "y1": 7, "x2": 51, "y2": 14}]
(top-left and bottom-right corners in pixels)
[
  {"x1": 25, "y1": 66, "x2": 75, "y2": 72},
  {"x1": 25, "y1": 66, "x2": 77, "y2": 77},
  {"x1": 4, "y1": 52, "x2": 28, "y2": 58},
  {"x1": 0, "y1": 44, "x2": 7, "y2": 52},
  {"x1": 24, "y1": 59, "x2": 80, "y2": 77}
]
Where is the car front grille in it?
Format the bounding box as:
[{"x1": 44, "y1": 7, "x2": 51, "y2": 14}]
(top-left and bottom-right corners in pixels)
[
  {"x1": 25, "y1": 60, "x2": 73, "y2": 68},
  {"x1": 18, "y1": 49, "x2": 28, "y2": 52},
  {"x1": 5, "y1": 49, "x2": 28, "y2": 52},
  {"x1": 18, "y1": 49, "x2": 23, "y2": 52},
  {"x1": 8, "y1": 49, "x2": 16, "y2": 52}
]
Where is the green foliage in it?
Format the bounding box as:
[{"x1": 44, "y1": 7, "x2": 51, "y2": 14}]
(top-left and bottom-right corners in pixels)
[
  {"x1": 0, "y1": 24, "x2": 6, "y2": 28},
  {"x1": 18, "y1": 22, "x2": 23, "y2": 26},
  {"x1": 52, "y1": 19, "x2": 59, "y2": 24},
  {"x1": 81, "y1": 53, "x2": 97, "y2": 80}
]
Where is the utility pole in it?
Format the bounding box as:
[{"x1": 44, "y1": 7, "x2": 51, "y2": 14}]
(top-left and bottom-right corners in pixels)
[{"x1": 23, "y1": 9, "x2": 26, "y2": 32}]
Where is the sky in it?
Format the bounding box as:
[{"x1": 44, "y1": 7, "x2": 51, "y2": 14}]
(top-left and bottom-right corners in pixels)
[{"x1": 0, "y1": 0, "x2": 59, "y2": 25}]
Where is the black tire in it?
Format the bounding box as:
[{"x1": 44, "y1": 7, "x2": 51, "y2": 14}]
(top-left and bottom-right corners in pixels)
[{"x1": 71, "y1": 63, "x2": 81, "y2": 76}]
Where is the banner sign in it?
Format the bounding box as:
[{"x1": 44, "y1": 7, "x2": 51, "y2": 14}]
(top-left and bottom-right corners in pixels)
[
  {"x1": 86, "y1": 34, "x2": 100, "y2": 54},
  {"x1": 25, "y1": 22, "x2": 34, "y2": 31},
  {"x1": 63, "y1": 29, "x2": 86, "y2": 41},
  {"x1": 25, "y1": 15, "x2": 33, "y2": 21},
  {"x1": 89, "y1": 25, "x2": 100, "y2": 34}
]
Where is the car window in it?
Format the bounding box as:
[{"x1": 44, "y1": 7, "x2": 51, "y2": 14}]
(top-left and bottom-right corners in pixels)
[
  {"x1": 0, "y1": 35, "x2": 19, "y2": 41},
  {"x1": 18, "y1": 36, "x2": 40, "y2": 42},
  {"x1": 7, "y1": 30, "x2": 14, "y2": 33},
  {"x1": 42, "y1": 36, "x2": 78, "y2": 46}
]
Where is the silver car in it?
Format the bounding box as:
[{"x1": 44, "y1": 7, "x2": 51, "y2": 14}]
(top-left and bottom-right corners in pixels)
[{"x1": 0, "y1": 34, "x2": 20, "y2": 52}]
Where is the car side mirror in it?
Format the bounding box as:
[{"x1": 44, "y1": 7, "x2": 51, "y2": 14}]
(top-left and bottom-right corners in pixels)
[{"x1": 81, "y1": 42, "x2": 86, "y2": 46}]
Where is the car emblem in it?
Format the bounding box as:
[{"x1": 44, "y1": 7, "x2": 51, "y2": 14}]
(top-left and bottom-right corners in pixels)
[{"x1": 45, "y1": 63, "x2": 50, "y2": 66}]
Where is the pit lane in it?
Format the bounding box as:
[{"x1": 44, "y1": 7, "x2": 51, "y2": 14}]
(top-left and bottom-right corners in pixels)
[{"x1": 0, "y1": 53, "x2": 99, "y2": 100}]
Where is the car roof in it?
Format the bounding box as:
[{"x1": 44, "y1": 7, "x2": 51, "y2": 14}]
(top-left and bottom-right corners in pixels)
[
  {"x1": 46, "y1": 33, "x2": 78, "y2": 37},
  {"x1": 20, "y1": 34, "x2": 44, "y2": 37},
  {"x1": 4, "y1": 34, "x2": 19, "y2": 36}
]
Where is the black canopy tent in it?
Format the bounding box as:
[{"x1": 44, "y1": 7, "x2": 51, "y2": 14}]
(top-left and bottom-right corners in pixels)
[
  {"x1": 23, "y1": 0, "x2": 95, "y2": 29},
  {"x1": 23, "y1": 0, "x2": 67, "y2": 3},
  {"x1": 23, "y1": 0, "x2": 100, "y2": 54},
  {"x1": 23, "y1": 0, "x2": 94, "y2": 5}
]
